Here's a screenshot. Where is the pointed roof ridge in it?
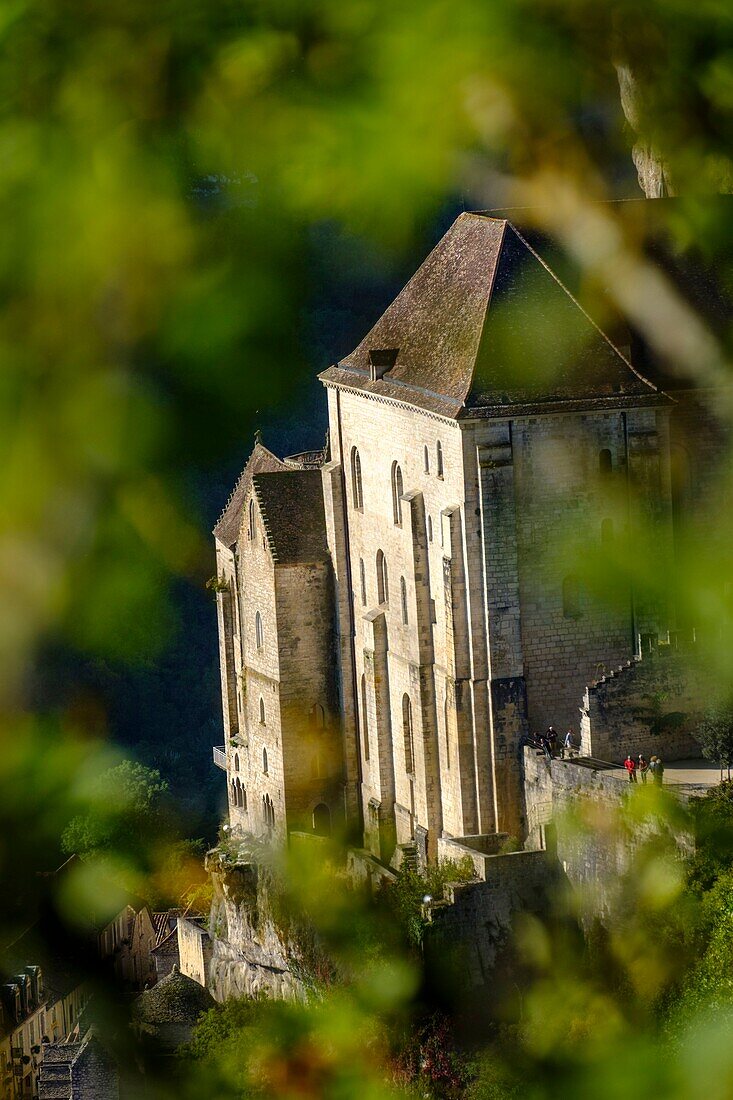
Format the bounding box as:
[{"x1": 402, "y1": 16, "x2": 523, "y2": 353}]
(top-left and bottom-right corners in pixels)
[
  {"x1": 213, "y1": 439, "x2": 288, "y2": 547},
  {"x1": 503, "y1": 222, "x2": 661, "y2": 396},
  {"x1": 326, "y1": 212, "x2": 506, "y2": 410},
  {"x1": 470, "y1": 215, "x2": 507, "y2": 397},
  {"x1": 320, "y1": 211, "x2": 672, "y2": 417}
]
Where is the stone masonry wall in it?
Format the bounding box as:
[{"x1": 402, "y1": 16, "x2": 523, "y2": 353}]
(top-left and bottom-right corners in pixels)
[
  {"x1": 509, "y1": 409, "x2": 661, "y2": 738},
  {"x1": 523, "y1": 749, "x2": 698, "y2": 922},
  {"x1": 275, "y1": 562, "x2": 343, "y2": 837},
  {"x1": 580, "y1": 643, "x2": 714, "y2": 763},
  {"x1": 178, "y1": 918, "x2": 212, "y2": 990},
  {"x1": 424, "y1": 849, "x2": 551, "y2": 987}
]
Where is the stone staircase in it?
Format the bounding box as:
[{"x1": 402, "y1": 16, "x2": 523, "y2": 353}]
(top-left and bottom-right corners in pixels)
[{"x1": 391, "y1": 843, "x2": 419, "y2": 874}]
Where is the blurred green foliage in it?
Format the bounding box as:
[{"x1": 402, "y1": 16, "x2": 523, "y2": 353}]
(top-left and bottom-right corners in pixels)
[
  {"x1": 1, "y1": 0, "x2": 733, "y2": 1096},
  {"x1": 61, "y1": 760, "x2": 168, "y2": 861},
  {"x1": 698, "y1": 703, "x2": 733, "y2": 781},
  {"x1": 178, "y1": 785, "x2": 733, "y2": 1100}
]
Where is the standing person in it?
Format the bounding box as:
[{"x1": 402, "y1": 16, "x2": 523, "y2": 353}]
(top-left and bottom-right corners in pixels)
[
  {"x1": 654, "y1": 757, "x2": 665, "y2": 786},
  {"x1": 563, "y1": 728, "x2": 576, "y2": 759},
  {"x1": 649, "y1": 756, "x2": 658, "y2": 782},
  {"x1": 547, "y1": 727, "x2": 558, "y2": 758},
  {"x1": 638, "y1": 754, "x2": 649, "y2": 784},
  {"x1": 624, "y1": 753, "x2": 637, "y2": 783}
]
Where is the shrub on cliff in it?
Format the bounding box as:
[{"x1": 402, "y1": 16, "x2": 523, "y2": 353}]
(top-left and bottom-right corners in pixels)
[{"x1": 386, "y1": 856, "x2": 476, "y2": 949}]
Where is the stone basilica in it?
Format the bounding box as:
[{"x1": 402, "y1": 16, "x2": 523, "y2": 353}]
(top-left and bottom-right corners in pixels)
[{"x1": 212, "y1": 205, "x2": 728, "y2": 865}]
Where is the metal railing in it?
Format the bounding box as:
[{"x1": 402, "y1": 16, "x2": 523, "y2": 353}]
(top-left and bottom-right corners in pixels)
[{"x1": 212, "y1": 746, "x2": 227, "y2": 771}]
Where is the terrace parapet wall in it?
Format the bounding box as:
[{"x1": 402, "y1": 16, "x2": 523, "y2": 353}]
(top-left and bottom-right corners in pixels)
[{"x1": 424, "y1": 845, "x2": 551, "y2": 987}]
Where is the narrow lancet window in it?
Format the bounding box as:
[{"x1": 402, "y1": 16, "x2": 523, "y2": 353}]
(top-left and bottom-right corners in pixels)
[
  {"x1": 391, "y1": 462, "x2": 404, "y2": 525},
  {"x1": 402, "y1": 694, "x2": 414, "y2": 775},
  {"x1": 361, "y1": 674, "x2": 370, "y2": 761},
  {"x1": 376, "y1": 549, "x2": 389, "y2": 604},
  {"x1": 351, "y1": 447, "x2": 363, "y2": 510}
]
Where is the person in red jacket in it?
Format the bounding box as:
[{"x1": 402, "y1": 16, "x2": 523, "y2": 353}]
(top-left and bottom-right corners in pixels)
[{"x1": 624, "y1": 754, "x2": 637, "y2": 783}]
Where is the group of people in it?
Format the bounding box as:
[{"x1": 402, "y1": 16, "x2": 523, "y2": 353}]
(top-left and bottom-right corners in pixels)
[
  {"x1": 531, "y1": 728, "x2": 667, "y2": 787},
  {"x1": 624, "y1": 753, "x2": 665, "y2": 785},
  {"x1": 533, "y1": 726, "x2": 577, "y2": 760}
]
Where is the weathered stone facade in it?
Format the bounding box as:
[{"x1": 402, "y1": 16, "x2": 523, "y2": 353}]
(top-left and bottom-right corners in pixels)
[
  {"x1": 213, "y1": 446, "x2": 342, "y2": 845},
  {"x1": 177, "y1": 918, "x2": 212, "y2": 991}
]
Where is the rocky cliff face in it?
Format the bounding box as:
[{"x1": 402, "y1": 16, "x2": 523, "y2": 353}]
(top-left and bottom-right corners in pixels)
[{"x1": 205, "y1": 849, "x2": 307, "y2": 1003}]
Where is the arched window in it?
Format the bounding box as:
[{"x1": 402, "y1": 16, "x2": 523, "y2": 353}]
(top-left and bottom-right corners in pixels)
[
  {"x1": 427, "y1": 515, "x2": 433, "y2": 543},
  {"x1": 313, "y1": 803, "x2": 331, "y2": 837},
  {"x1": 359, "y1": 558, "x2": 367, "y2": 606},
  {"x1": 444, "y1": 695, "x2": 451, "y2": 770},
  {"x1": 235, "y1": 778, "x2": 244, "y2": 807},
  {"x1": 601, "y1": 518, "x2": 614, "y2": 544},
  {"x1": 391, "y1": 462, "x2": 404, "y2": 526},
  {"x1": 400, "y1": 576, "x2": 408, "y2": 624},
  {"x1": 262, "y1": 747, "x2": 268, "y2": 774},
  {"x1": 376, "y1": 550, "x2": 388, "y2": 605},
  {"x1": 599, "y1": 449, "x2": 612, "y2": 476},
  {"x1": 360, "y1": 674, "x2": 370, "y2": 761},
  {"x1": 230, "y1": 780, "x2": 237, "y2": 805},
  {"x1": 262, "y1": 794, "x2": 274, "y2": 829},
  {"x1": 259, "y1": 697, "x2": 266, "y2": 725},
  {"x1": 436, "y1": 440, "x2": 444, "y2": 478},
  {"x1": 248, "y1": 498, "x2": 256, "y2": 540},
  {"x1": 402, "y1": 694, "x2": 414, "y2": 775},
  {"x1": 255, "y1": 611, "x2": 264, "y2": 650},
  {"x1": 351, "y1": 447, "x2": 363, "y2": 511},
  {"x1": 311, "y1": 703, "x2": 325, "y2": 729},
  {"x1": 234, "y1": 753, "x2": 240, "y2": 772},
  {"x1": 241, "y1": 786, "x2": 247, "y2": 811},
  {"x1": 562, "y1": 575, "x2": 581, "y2": 619},
  {"x1": 424, "y1": 445, "x2": 430, "y2": 473}
]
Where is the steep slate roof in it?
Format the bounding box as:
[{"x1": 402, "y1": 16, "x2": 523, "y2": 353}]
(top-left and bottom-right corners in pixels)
[
  {"x1": 213, "y1": 441, "x2": 288, "y2": 547},
  {"x1": 39, "y1": 1028, "x2": 118, "y2": 1100},
  {"x1": 134, "y1": 966, "x2": 215, "y2": 1026},
  {"x1": 150, "y1": 929, "x2": 179, "y2": 959},
  {"x1": 482, "y1": 197, "x2": 733, "y2": 394},
  {"x1": 319, "y1": 212, "x2": 668, "y2": 418},
  {"x1": 252, "y1": 470, "x2": 329, "y2": 565}
]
